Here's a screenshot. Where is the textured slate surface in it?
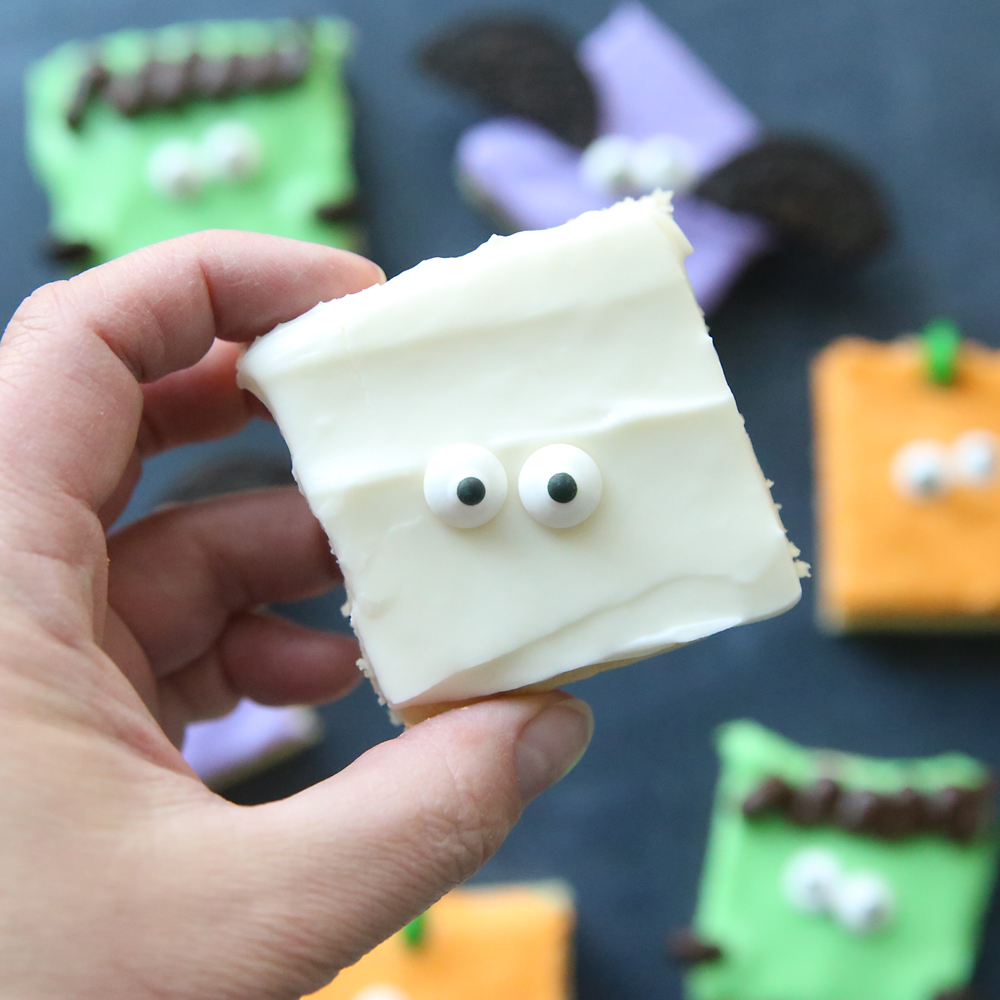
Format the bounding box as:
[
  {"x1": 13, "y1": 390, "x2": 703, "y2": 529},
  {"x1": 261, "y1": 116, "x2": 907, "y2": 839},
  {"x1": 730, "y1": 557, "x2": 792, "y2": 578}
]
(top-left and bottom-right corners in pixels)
[{"x1": 3, "y1": 2, "x2": 1000, "y2": 998}]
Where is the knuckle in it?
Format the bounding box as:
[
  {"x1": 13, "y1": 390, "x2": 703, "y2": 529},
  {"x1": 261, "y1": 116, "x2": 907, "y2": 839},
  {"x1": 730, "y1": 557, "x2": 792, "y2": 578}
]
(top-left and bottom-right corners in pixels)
[{"x1": 8, "y1": 280, "x2": 74, "y2": 339}]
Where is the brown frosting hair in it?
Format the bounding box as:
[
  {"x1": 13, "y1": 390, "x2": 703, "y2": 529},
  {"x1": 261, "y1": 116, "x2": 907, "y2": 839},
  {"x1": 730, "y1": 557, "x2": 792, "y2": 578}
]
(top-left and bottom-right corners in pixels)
[
  {"x1": 742, "y1": 774, "x2": 996, "y2": 843},
  {"x1": 67, "y1": 31, "x2": 312, "y2": 129}
]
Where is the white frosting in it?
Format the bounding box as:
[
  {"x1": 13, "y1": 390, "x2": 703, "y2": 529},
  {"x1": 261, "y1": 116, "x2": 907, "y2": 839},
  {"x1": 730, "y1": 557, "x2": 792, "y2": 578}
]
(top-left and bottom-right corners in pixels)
[{"x1": 239, "y1": 193, "x2": 802, "y2": 708}]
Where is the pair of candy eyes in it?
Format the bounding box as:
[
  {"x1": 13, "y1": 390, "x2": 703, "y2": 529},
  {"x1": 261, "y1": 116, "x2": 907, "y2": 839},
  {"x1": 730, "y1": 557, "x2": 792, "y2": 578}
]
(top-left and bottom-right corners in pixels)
[
  {"x1": 424, "y1": 443, "x2": 602, "y2": 529},
  {"x1": 579, "y1": 132, "x2": 697, "y2": 197},
  {"x1": 783, "y1": 848, "x2": 894, "y2": 935},
  {"x1": 148, "y1": 120, "x2": 262, "y2": 200},
  {"x1": 892, "y1": 430, "x2": 999, "y2": 501}
]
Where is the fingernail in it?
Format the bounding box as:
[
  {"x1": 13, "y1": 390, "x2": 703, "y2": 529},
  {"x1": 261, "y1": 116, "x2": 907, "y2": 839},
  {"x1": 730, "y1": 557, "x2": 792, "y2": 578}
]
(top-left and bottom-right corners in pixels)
[{"x1": 515, "y1": 698, "x2": 594, "y2": 804}]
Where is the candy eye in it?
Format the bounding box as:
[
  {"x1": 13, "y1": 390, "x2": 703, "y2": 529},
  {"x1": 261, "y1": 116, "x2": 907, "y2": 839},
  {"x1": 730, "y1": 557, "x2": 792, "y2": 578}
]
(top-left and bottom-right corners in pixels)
[
  {"x1": 831, "y1": 872, "x2": 895, "y2": 934},
  {"x1": 951, "y1": 430, "x2": 999, "y2": 487},
  {"x1": 147, "y1": 139, "x2": 204, "y2": 199},
  {"x1": 891, "y1": 440, "x2": 950, "y2": 500},
  {"x1": 518, "y1": 444, "x2": 602, "y2": 528},
  {"x1": 201, "y1": 121, "x2": 263, "y2": 181},
  {"x1": 628, "y1": 134, "x2": 697, "y2": 194},
  {"x1": 579, "y1": 135, "x2": 636, "y2": 195},
  {"x1": 351, "y1": 987, "x2": 411, "y2": 1000},
  {"x1": 783, "y1": 848, "x2": 841, "y2": 914},
  {"x1": 423, "y1": 444, "x2": 507, "y2": 528},
  {"x1": 579, "y1": 133, "x2": 697, "y2": 196}
]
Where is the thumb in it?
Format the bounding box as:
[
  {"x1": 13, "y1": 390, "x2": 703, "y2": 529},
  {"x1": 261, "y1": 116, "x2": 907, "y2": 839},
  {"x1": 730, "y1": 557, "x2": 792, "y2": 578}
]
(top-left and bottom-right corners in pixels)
[{"x1": 209, "y1": 692, "x2": 592, "y2": 998}]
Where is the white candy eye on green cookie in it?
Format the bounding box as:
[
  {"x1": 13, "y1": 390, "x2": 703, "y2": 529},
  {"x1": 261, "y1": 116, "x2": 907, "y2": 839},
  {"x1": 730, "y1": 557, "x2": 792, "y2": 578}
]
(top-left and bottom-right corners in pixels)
[{"x1": 783, "y1": 848, "x2": 895, "y2": 934}]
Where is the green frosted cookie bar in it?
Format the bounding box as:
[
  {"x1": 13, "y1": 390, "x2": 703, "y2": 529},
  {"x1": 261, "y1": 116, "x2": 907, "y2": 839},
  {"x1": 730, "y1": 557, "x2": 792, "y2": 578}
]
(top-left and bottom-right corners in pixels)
[
  {"x1": 671, "y1": 720, "x2": 998, "y2": 1000},
  {"x1": 26, "y1": 18, "x2": 360, "y2": 265}
]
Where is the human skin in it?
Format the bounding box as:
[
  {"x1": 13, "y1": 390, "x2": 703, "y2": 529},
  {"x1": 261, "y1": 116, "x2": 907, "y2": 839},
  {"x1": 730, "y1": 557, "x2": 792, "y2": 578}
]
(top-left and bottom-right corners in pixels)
[{"x1": 0, "y1": 231, "x2": 593, "y2": 1000}]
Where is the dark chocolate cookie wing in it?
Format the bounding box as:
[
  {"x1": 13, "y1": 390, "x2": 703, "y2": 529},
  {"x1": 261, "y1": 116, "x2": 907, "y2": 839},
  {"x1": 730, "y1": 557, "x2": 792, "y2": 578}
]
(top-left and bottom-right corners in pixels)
[
  {"x1": 419, "y1": 17, "x2": 597, "y2": 149},
  {"x1": 696, "y1": 136, "x2": 891, "y2": 261}
]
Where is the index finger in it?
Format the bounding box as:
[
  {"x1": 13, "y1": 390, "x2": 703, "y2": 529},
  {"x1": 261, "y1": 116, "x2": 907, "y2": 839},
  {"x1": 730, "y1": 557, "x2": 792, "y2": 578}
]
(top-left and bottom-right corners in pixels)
[{"x1": 0, "y1": 230, "x2": 382, "y2": 514}]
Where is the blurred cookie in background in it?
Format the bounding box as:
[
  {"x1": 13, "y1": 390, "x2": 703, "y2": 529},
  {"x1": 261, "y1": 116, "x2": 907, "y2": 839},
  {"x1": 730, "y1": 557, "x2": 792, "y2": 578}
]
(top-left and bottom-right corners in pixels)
[
  {"x1": 304, "y1": 882, "x2": 575, "y2": 1000},
  {"x1": 668, "y1": 720, "x2": 998, "y2": 1000},
  {"x1": 813, "y1": 322, "x2": 1000, "y2": 633},
  {"x1": 26, "y1": 18, "x2": 362, "y2": 269}
]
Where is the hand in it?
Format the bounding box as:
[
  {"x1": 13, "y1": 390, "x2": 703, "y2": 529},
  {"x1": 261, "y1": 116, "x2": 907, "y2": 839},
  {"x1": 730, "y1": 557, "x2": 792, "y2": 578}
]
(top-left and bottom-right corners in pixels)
[{"x1": 0, "y1": 232, "x2": 593, "y2": 999}]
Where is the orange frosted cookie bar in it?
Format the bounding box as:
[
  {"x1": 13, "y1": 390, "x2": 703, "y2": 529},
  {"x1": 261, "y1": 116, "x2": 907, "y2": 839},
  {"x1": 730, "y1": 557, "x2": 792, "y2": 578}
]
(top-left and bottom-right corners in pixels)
[
  {"x1": 303, "y1": 883, "x2": 574, "y2": 1000},
  {"x1": 812, "y1": 326, "x2": 1000, "y2": 631}
]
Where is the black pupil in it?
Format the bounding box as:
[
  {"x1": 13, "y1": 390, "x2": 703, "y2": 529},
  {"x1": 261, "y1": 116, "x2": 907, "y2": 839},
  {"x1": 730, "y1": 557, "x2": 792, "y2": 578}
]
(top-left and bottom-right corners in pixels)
[
  {"x1": 457, "y1": 476, "x2": 486, "y2": 506},
  {"x1": 547, "y1": 472, "x2": 578, "y2": 504}
]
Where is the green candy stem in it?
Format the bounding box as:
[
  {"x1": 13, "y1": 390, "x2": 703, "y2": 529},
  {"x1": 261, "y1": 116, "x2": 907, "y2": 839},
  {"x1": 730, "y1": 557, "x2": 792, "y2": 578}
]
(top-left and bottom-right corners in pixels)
[
  {"x1": 401, "y1": 911, "x2": 428, "y2": 948},
  {"x1": 922, "y1": 318, "x2": 961, "y2": 385}
]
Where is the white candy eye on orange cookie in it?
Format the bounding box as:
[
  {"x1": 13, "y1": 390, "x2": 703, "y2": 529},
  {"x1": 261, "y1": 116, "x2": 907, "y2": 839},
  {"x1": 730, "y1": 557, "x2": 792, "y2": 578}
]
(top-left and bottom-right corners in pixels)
[{"x1": 892, "y1": 430, "x2": 999, "y2": 500}]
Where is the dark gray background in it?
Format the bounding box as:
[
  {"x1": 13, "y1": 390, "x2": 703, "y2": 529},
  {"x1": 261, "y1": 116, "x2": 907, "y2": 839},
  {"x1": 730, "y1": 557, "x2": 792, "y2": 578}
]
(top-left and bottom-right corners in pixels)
[{"x1": 3, "y1": 1, "x2": 1000, "y2": 997}]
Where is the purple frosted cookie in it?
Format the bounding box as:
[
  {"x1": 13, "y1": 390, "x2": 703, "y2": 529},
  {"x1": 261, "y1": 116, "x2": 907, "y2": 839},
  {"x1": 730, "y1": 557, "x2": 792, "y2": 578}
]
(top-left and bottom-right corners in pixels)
[
  {"x1": 182, "y1": 700, "x2": 321, "y2": 788},
  {"x1": 422, "y1": 3, "x2": 889, "y2": 314}
]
